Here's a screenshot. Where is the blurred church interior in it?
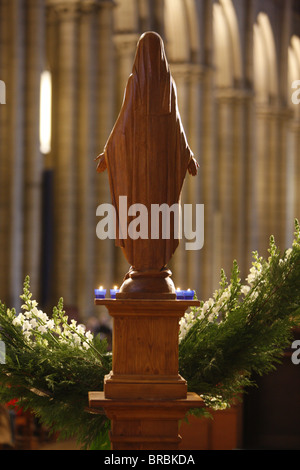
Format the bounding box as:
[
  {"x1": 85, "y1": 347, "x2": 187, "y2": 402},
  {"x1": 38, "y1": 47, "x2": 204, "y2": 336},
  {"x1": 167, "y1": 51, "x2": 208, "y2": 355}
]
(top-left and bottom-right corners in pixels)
[{"x1": 0, "y1": 0, "x2": 299, "y2": 450}]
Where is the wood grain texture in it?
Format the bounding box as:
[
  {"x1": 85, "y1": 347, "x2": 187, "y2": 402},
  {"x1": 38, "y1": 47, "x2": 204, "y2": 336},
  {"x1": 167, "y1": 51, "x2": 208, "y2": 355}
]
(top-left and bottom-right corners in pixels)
[
  {"x1": 96, "y1": 31, "x2": 199, "y2": 296},
  {"x1": 89, "y1": 32, "x2": 202, "y2": 450}
]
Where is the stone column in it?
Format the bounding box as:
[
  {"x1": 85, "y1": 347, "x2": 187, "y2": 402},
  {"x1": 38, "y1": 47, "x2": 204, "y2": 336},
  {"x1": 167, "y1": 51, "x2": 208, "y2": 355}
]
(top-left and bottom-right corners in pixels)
[
  {"x1": 0, "y1": 0, "x2": 10, "y2": 304},
  {"x1": 294, "y1": 121, "x2": 300, "y2": 223},
  {"x1": 215, "y1": 92, "x2": 235, "y2": 276},
  {"x1": 6, "y1": 0, "x2": 26, "y2": 309},
  {"x1": 168, "y1": 63, "x2": 191, "y2": 291},
  {"x1": 276, "y1": 108, "x2": 291, "y2": 249},
  {"x1": 47, "y1": 0, "x2": 79, "y2": 306},
  {"x1": 76, "y1": 1, "x2": 102, "y2": 319},
  {"x1": 198, "y1": 0, "x2": 217, "y2": 299},
  {"x1": 285, "y1": 119, "x2": 299, "y2": 246},
  {"x1": 23, "y1": 0, "x2": 46, "y2": 300},
  {"x1": 94, "y1": 0, "x2": 116, "y2": 302},
  {"x1": 186, "y1": 64, "x2": 204, "y2": 294},
  {"x1": 255, "y1": 106, "x2": 272, "y2": 256},
  {"x1": 255, "y1": 106, "x2": 290, "y2": 255}
]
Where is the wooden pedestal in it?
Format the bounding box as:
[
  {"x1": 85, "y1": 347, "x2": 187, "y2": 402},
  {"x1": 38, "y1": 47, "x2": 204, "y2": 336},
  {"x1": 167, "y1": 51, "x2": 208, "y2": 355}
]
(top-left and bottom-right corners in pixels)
[{"x1": 88, "y1": 299, "x2": 204, "y2": 450}]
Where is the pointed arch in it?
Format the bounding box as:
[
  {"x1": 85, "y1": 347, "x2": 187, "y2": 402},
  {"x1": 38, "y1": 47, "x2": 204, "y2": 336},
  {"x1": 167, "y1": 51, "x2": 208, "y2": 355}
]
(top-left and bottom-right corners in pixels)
[
  {"x1": 253, "y1": 12, "x2": 278, "y2": 104},
  {"x1": 213, "y1": 0, "x2": 242, "y2": 88},
  {"x1": 184, "y1": 0, "x2": 202, "y2": 63}
]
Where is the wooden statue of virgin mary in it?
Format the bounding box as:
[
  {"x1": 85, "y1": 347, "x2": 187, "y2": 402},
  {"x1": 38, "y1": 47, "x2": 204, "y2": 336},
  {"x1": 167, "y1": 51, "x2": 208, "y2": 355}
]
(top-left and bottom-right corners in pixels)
[{"x1": 96, "y1": 31, "x2": 198, "y2": 298}]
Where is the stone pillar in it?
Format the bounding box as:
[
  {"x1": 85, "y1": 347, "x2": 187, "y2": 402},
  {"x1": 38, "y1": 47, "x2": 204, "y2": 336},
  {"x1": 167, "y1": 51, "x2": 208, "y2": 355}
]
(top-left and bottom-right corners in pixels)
[
  {"x1": 0, "y1": 0, "x2": 10, "y2": 304},
  {"x1": 215, "y1": 93, "x2": 235, "y2": 276},
  {"x1": 255, "y1": 106, "x2": 290, "y2": 255},
  {"x1": 294, "y1": 121, "x2": 300, "y2": 223},
  {"x1": 186, "y1": 64, "x2": 204, "y2": 294},
  {"x1": 276, "y1": 108, "x2": 291, "y2": 249},
  {"x1": 285, "y1": 119, "x2": 300, "y2": 246},
  {"x1": 6, "y1": 0, "x2": 26, "y2": 309},
  {"x1": 47, "y1": 0, "x2": 79, "y2": 306},
  {"x1": 76, "y1": 1, "x2": 102, "y2": 319},
  {"x1": 169, "y1": 63, "x2": 191, "y2": 290},
  {"x1": 198, "y1": 0, "x2": 217, "y2": 299},
  {"x1": 23, "y1": 0, "x2": 45, "y2": 300},
  {"x1": 94, "y1": 0, "x2": 116, "y2": 302}
]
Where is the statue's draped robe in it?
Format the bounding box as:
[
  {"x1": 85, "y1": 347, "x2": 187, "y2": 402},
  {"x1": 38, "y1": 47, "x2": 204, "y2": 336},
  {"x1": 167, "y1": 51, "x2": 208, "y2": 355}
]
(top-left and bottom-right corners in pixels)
[{"x1": 103, "y1": 32, "x2": 194, "y2": 272}]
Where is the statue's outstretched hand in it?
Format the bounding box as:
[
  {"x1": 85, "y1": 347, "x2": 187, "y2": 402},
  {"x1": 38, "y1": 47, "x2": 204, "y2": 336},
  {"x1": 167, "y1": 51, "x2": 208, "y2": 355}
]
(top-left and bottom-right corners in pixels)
[
  {"x1": 95, "y1": 153, "x2": 107, "y2": 173},
  {"x1": 188, "y1": 157, "x2": 199, "y2": 176}
]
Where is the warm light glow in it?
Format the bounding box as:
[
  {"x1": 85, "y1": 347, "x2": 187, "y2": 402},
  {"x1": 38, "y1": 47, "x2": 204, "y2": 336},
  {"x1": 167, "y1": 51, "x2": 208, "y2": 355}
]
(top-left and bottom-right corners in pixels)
[
  {"x1": 176, "y1": 287, "x2": 181, "y2": 291},
  {"x1": 114, "y1": 285, "x2": 118, "y2": 290},
  {"x1": 253, "y1": 13, "x2": 278, "y2": 102},
  {"x1": 39, "y1": 70, "x2": 52, "y2": 154},
  {"x1": 99, "y1": 285, "x2": 103, "y2": 290}
]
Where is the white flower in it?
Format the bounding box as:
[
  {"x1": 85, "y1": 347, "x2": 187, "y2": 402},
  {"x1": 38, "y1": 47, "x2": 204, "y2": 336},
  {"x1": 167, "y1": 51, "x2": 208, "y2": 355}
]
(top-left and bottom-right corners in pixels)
[
  {"x1": 22, "y1": 320, "x2": 32, "y2": 331},
  {"x1": 38, "y1": 325, "x2": 47, "y2": 334},
  {"x1": 72, "y1": 334, "x2": 81, "y2": 346},
  {"x1": 54, "y1": 325, "x2": 62, "y2": 335},
  {"x1": 220, "y1": 289, "x2": 231, "y2": 302},
  {"x1": 246, "y1": 265, "x2": 262, "y2": 286},
  {"x1": 85, "y1": 331, "x2": 93, "y2": 342},
  {"x1": 23, "y1": 330, "x2": 31, "y2": 340},
  {"x1": 184, "y1": 312, "x2": 194, "y2": 324},
  {"x1": 202, "y1": 298, "x2": 214, "y2": 313},
  {"x1": 208, "y1": 312, "x2": 216, "y2": 323},
  {"x1": 241, "y1": 285, "x2": 250, "y2": 296},
  {"x1": 284, "y1": 248, "x2": 292, "y2": 260},
  {"x1": 197, "y1": 311, "x2": 205, "y2": 321},
  {"x1": 76, "y1": 324, "x2": 86, "y2": 335},
  {"x1": 47, "y1": 319, "x2": 55, "y2": 330},
  {"x1": 12, "y1": 313, "x2": 25, "y2": 326},
  {"x1": 30, "y1": 318, "x2": 38, "y2": 328}
]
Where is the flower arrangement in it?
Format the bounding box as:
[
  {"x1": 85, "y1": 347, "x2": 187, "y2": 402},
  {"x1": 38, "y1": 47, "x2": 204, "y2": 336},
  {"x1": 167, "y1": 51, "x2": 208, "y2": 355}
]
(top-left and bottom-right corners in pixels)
[{"x1": 0, "y1": 221, "x2": 300, "y2": 449}]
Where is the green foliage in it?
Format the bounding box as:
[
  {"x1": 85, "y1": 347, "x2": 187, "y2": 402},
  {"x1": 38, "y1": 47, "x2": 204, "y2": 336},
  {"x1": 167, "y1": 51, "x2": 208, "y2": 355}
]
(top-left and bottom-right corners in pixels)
[
  {"x1": 179, "y1": 220, "x2": 300, "y2": 411},
  {"x1": 0, "y1": 280, "x2": 112, "y2": 449},
  {"x1": 0, "y1": 221, "x2": 299, "y2": 448}
]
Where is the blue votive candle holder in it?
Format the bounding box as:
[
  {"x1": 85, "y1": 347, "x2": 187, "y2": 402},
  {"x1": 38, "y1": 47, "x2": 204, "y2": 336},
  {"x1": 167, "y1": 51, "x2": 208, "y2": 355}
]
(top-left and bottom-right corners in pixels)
[
  {"x1": 184, "y1": 289, "x2": 195, "y2": 300},
  {"x1": 94, "y1": 286, "x2": 106, "y2": 299},
  {"x1": 176, "y1": 288, "x2": 184, "y2": 300},
  {"x1": 110, "y1": 286, "x2": 119, "y2": 299}
]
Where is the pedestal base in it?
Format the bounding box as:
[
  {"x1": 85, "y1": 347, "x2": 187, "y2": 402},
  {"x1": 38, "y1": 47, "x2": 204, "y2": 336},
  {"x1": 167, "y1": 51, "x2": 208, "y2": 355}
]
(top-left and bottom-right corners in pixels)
[
  {"x1": 104, "y1": 371, "x2": 187, "y2": 400},
  {"x1": 88, "y1": 392, "x2": 204, "y2": 450},
  {"x1": 89, "y1": 299, "x2": 203, "y2": 450}
]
